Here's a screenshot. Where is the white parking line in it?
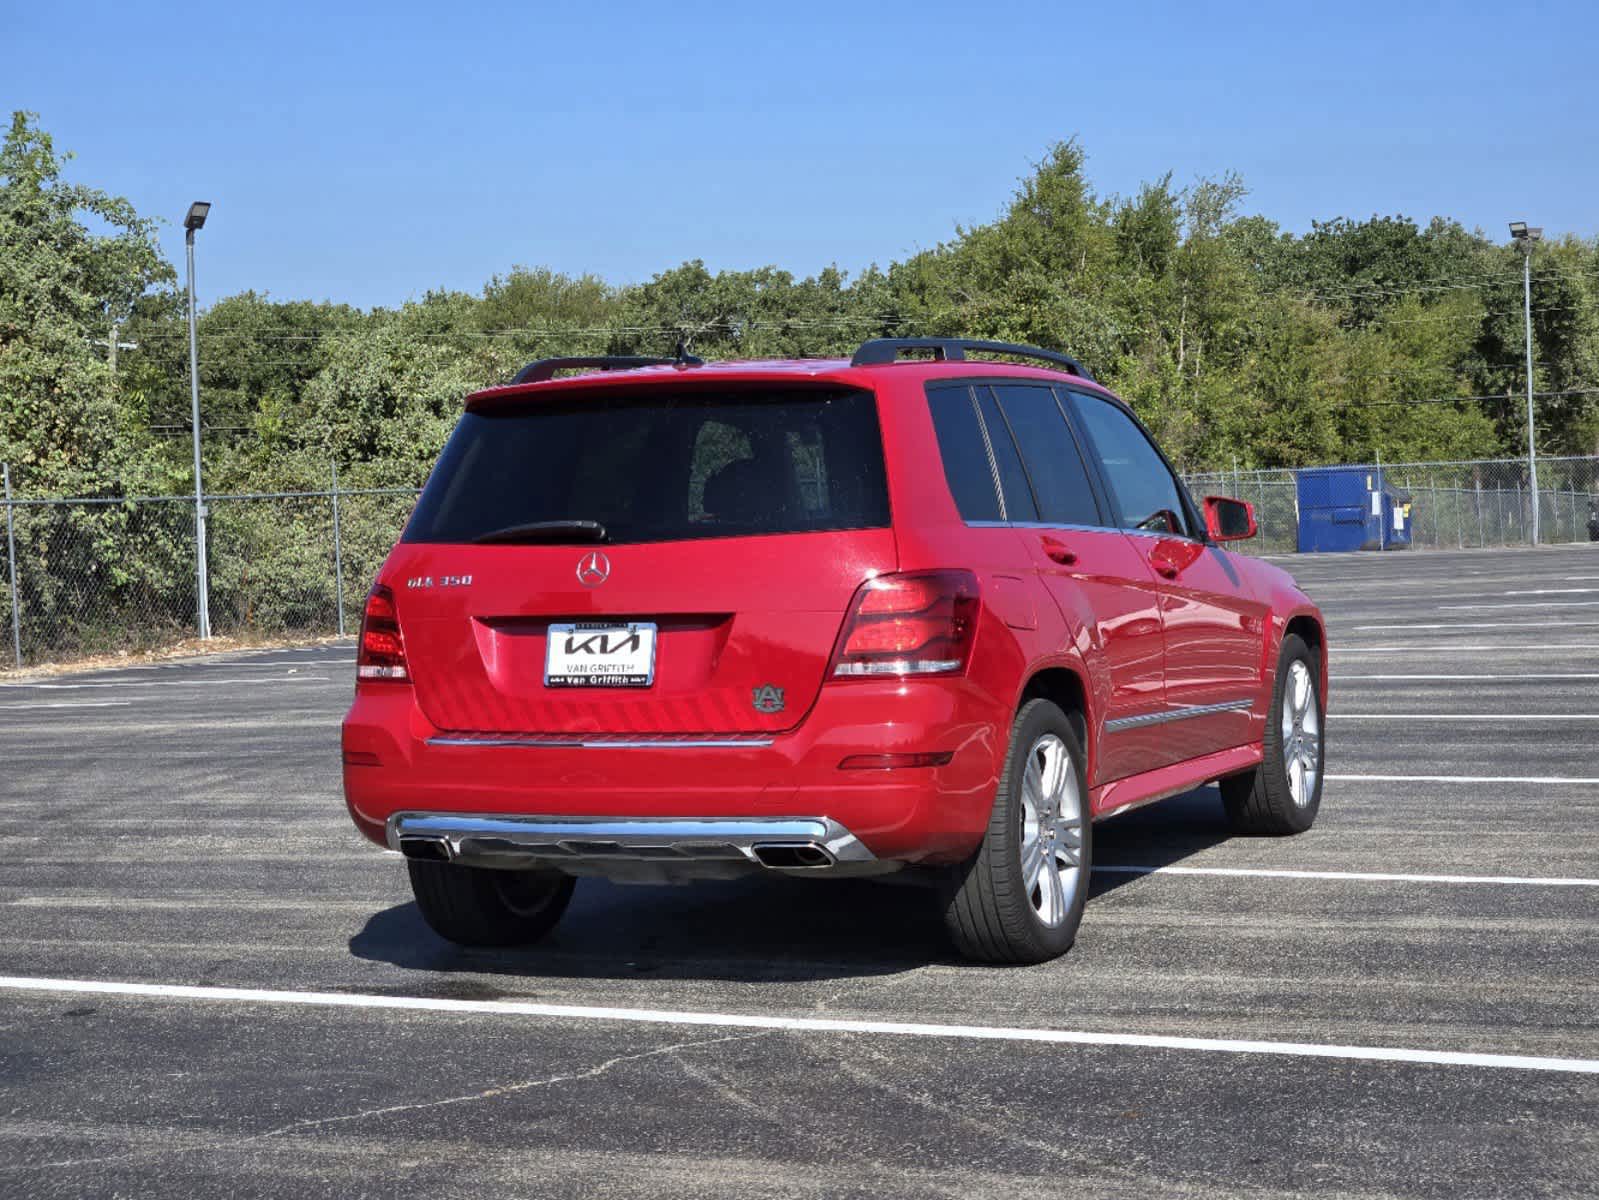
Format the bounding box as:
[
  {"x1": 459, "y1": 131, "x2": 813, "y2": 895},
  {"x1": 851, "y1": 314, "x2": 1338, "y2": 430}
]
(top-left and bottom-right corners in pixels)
[
  {"x1": 1334, "y1": 674, "x2": 1599, "y2": 681},
  {"x1": 0, "y1": 975, "x2": 1592, "y2": 1075},
  {"x1": 1332, "y1": 713, "x2": 1599, "y2": 720},
  {"x1": 1331, "y1": 645, "x2": 1596, "y2": 653},
  {"x1": 1503, "y1": 588, "x2": 1599, "y2": 595},
  {"x1": 1326, "y1": 772, "x2": 1599, "y2": 784},
  {"x1": 1438, "y1": 601, "x2": 1599, "y2": 610},
  {"x1": 1093, "y1": 865, "x2": 1599, "y2": 887},
  {"x1": 0, "y1": 700, "x2": 133, "y2": 710},
  {"x1": 1352, "y1": 622, "x2": 1599, "y2": 631}
]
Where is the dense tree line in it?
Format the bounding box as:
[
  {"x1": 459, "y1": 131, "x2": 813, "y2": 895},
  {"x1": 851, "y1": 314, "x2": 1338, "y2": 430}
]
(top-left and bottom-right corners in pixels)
[{"x1": 4, "y1": 112, "x2": 1597, "y2": 505}]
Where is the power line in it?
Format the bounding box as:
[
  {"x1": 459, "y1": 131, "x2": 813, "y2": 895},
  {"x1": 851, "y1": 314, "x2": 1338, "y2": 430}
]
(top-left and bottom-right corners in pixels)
[
  {"x1": 1330, "y1": 388, "x2": 1599, "y2": 410},
  {"x1": 1257, "y1": 264, "x2": 1599, "y2": 305},
  {"x1": 1369, "y1": 301, "x2": 1588, "y2": 327}
]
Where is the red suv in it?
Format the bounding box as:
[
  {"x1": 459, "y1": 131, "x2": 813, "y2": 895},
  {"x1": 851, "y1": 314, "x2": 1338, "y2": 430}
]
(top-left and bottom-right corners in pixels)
[{"x1": 342, "y1": 339, "x2": 1326, "y2": 963}]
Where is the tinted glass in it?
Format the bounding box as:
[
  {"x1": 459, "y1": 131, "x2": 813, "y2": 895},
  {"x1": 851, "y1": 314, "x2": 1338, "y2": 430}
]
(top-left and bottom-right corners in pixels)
[
  {"x1": 1070, "y1": 393, "x2": 1193, "y2": 537},
  {"x1": 927, "y1": 387, "x2": 1002, "y2": 521},
  {"x1": 991, "y1": 385, "x2": 1102, "y2": 527},
  {"x1": 975, "y1": 389, "x2": 1039, "y2": 522},
  {"x1": 405, "y1": 388, "x2": 889, "y2": 544}
]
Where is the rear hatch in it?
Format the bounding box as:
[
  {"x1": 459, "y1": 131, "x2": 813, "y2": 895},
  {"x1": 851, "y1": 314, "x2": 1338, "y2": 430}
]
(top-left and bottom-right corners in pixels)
[{"x1": 389, "y1": 381, "x2": 896, "y2": 736}]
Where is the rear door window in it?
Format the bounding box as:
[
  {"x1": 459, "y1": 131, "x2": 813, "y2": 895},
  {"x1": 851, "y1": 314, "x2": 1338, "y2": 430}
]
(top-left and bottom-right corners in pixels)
[
  {"x1": 990, "y1": 384, "x2": 1103, "y2": 527},
  {"x1": 974, "y1": 389, "x2": 1040, "y2": 522},
  {"x1": 927, "y1": 386, "x2": 1002, "y2": 521},
  {"x1": 405, "y1": 387, "x2": 889, "y2": 544}
]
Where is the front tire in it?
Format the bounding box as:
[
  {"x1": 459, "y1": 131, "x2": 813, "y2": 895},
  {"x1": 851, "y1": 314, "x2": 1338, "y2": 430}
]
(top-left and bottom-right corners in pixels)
[
  {"x1": 408, "y1": 860, "x2": 575, "y2": 947},
  {"x1": 1220, "y1": 633, "x2": 1324, "y2": 835},
  {"x1": 942, "y1": 699, "x2": 1093, "y2": 964}
]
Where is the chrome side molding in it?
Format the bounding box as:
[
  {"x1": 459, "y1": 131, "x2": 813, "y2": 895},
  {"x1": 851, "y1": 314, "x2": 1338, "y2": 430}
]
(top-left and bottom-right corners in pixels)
[{"x1": 1104, "y1": 698, "x2": 1254, "y2": 734}]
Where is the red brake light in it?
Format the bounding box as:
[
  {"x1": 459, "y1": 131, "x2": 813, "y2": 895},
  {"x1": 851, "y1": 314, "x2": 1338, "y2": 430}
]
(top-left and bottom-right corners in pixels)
[
  {"x1": 357, "y1": 585, "x2": 409, "y2": 682},
  {"x1": 829, "y1": 570, "x2": 980, "y2": 679}
]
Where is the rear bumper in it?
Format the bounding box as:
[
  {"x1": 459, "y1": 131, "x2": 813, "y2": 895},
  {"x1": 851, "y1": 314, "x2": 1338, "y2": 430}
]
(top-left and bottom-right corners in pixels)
[
  {"x1": 389, "y1": 812, "x2": 883, "y2": 883},
  {"x1": 342, "y1": 678, "x2": 1008, "y2": 865}
]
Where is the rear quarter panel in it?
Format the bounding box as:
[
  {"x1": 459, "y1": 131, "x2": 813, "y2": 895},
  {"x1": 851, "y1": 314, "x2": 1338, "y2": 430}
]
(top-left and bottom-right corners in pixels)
[{"x1": 872, "y1": 373, "x2": 1099, "y2": 782}]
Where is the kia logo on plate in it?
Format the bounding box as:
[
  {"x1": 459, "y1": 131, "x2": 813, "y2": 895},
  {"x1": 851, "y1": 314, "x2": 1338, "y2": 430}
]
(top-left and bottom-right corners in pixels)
[{"x1": 576, "y1": 551, "x2": 611, "y2": 587}]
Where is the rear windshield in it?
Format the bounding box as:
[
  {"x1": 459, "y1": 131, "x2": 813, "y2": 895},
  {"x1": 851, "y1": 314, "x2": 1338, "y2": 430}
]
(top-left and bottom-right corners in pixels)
[{"x1": 404, "y1": 386, "x2": 891, "y2": 545}]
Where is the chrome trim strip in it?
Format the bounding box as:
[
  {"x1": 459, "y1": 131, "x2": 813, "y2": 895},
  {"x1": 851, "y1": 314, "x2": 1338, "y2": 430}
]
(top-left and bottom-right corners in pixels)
[
  {"x1": 970, "y1": 389, "x2": 1009, "y2": 521},
  {"x1": 427, "y1": 736, "x2": 775, "y2": 749},
  {"x1": 1104, "y1": 698, "x2": 1254, "y2": 734},
  {"x1": 386, "y1": 813, "x2": 876, "y2": 867},
  {"x1": 1119, "y1": 527, "x2": 1207, "y2": 545},
  {"x1": 966, "y1": 520, "x2": 1108, "y2": 533}
]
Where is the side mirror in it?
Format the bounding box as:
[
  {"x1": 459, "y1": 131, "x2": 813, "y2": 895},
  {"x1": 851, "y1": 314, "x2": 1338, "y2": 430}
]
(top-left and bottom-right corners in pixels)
[{"x1": 1204, "y1": 496, "x2": 1257, "y2": 542}]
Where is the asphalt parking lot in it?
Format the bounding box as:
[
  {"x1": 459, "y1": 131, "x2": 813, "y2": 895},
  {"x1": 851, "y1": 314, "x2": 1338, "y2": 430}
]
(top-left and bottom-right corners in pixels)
[{"x1": 1, "y1": 543, "x2": 1596, "y2": 1199}]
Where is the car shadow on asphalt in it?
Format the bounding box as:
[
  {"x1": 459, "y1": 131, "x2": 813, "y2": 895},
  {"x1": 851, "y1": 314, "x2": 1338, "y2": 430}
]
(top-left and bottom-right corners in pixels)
[
  {"x1": 1088, "y1": 784, "x2": 1234, "y2": 900},
  {"x1": 346, "y1": 786, "x2": 1233, "y2": 984}
]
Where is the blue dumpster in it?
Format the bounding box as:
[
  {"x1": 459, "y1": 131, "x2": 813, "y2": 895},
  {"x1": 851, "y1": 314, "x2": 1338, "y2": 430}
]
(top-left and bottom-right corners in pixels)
[{"x1": 1296, "y1": 467, "x2": 1413, "y2": 552}]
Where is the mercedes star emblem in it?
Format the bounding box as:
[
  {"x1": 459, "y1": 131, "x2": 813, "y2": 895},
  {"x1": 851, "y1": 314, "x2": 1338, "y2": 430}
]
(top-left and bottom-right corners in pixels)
[{"x1": 576, "y1": 550, "x2": 611, "y2": 587}]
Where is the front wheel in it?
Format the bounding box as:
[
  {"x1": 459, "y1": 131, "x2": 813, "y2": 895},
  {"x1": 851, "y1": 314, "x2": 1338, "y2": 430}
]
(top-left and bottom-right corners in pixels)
[
  {"x1": 1220, "y1": 633, "x2": 1324, "y2": 835},
  {"x1": 408, "y1": 860, "x2": 575, "y2": 947},
  {"x1": 942, "y1": 699, "x2": 1093, "y2": 964}
]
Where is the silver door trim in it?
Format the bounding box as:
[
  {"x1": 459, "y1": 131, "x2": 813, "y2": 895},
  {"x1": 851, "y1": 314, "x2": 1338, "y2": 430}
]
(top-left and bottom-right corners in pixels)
[{"x1": 1104, "y1": 697, "x2": 1254, "y2": 734}]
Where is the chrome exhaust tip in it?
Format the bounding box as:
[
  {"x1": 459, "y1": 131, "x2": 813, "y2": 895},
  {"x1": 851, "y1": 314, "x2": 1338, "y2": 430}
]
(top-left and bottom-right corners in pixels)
[
  {"x1": 398, "y1": 835, "x2": 453, "y2": 863},
  {"x1": 750, "y1": 843, "x2": 835, "y2": 869}
]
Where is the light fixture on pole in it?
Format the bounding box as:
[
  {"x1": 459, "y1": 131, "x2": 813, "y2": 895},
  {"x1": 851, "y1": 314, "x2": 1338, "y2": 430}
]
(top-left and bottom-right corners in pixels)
[
  {"x1": 184, "y1": 201, "x2": 213, "y2": 638},
  {"x1": 1509, "y1": 220, "x2": 1543, "y2": 544}
]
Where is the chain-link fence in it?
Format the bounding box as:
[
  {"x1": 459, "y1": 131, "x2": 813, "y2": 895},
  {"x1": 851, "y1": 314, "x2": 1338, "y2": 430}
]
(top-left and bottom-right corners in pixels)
[
  {"x1": 4, "y1": 456, "x2": 1598, "y2": 669},
  {"x1": 1, "y1": 470, "x2": 419, "y2": 668},
  {"x1": 1182, "y1": 456, "x2": 1599, "y2": 556}
]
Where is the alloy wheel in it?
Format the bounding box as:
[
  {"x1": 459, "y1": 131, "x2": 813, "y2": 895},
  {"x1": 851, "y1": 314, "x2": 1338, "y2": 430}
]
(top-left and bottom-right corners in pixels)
[
  {"x1": 1017, "y1": 733, "x2": 1085, "y2": 927},
  {"x1": 1280, "y1": 660, "x2": 1321, "y2": 807}
]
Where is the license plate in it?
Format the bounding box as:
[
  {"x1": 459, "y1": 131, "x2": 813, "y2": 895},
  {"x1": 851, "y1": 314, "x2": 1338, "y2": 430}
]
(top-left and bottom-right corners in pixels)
[{"x1": 545, "y1": 622, "x2": 657, "y2": 688}]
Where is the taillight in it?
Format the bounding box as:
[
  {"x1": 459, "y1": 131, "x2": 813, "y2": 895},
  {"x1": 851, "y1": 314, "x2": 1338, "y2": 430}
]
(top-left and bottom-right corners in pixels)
[
  {"x1": 829, "y1": 571, "x2": 980, "y2": 679},
  {"x1": 356, "y1": 585, "x2": 409, "y2": 682}
]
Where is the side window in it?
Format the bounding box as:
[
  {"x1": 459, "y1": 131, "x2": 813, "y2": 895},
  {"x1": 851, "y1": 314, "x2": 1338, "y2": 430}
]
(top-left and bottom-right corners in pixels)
[
  {"x1": 927, "y1": 387, "x2": 1001, "y2": 521},
  {"x1": 975, "y1": 389, "x2": 1040, "y2": 522},
  {"x1": 1069, "y1": 393, "x2": 1194, "y2": 537},
  {"x1": 990, "y1": 385, "x2": 1102, "y2": 527}
]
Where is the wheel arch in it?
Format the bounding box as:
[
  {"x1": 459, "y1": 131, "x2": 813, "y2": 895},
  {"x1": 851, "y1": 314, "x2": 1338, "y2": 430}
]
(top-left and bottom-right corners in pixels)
[
  {"x1": 1282, "y1": 610, "x2": 1328, "y2": 707},
  {"x1": 1017, "y1": 664, "x2": 1092, "y2": 780}
]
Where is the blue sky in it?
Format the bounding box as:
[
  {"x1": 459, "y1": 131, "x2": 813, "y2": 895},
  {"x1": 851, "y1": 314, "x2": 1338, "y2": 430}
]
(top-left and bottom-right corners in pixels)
[{"x1": 9, "y1": 0, "x2": 1596, "y2": 310}]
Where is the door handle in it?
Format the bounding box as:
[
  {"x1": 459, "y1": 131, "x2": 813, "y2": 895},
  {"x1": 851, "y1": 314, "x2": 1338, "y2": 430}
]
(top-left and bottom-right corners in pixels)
[{"x1": 1040, "y1": 537, "x2": 1077, "y2": 566}]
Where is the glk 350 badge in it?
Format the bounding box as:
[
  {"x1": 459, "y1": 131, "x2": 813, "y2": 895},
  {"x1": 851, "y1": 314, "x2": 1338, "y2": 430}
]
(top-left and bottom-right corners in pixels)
[{"x1": 406, "y1": 575, "x2": 473, "y2": 589}]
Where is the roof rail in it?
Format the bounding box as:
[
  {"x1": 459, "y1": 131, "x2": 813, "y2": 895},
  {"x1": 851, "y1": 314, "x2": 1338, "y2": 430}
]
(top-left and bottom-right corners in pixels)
[
  {"x1": 849, "y1": 338, "x2": 1094, "y2": 381},
  {"x1": 510, "y1": 356, "x2": 691, "y2": 385}
]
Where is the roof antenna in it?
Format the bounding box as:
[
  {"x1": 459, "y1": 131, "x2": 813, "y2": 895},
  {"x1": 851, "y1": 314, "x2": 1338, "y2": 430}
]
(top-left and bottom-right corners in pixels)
[{"x1": 672, "y1": 334, "x2": 704, "y2": 368}]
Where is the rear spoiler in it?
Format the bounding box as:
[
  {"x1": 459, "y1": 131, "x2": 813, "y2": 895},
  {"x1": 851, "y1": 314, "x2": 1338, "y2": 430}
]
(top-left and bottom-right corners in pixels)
[{"x1": 510, "y1": 352, "x2": 706, "y2": 384}]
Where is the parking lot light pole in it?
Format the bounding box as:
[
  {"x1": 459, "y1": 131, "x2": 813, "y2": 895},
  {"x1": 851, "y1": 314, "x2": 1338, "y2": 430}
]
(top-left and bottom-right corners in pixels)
[
  {"x1": 185, "y1": 201, "x2": 213, "y2": 638},
  {"x1": 1510, "y1": 221, "x2": 1542, "y2": 544}
]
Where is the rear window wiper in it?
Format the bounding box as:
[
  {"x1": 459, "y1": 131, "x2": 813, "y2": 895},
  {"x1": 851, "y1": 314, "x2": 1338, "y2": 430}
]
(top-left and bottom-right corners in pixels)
[{"x1": 472, "y1": 519, "x2": 609, "y2": 545}]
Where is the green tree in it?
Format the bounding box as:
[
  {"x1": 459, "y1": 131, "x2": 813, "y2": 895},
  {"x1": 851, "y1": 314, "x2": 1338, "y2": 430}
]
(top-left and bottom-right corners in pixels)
[{"x1": 0, "y1": 111, "x2": 173, "y2": 494}]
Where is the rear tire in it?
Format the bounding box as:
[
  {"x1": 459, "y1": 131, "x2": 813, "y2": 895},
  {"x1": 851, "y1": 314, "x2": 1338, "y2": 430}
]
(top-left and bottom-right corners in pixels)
[
  {"x1": 941, "y1": 699, "x2": 1093, "y2": 964},
  {"x1": 407, "y1": 860, "x2": 575, "y2": 947},
  {"x1": 1220, "y1": 633, "x2": 1323, "y2": 835}
]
